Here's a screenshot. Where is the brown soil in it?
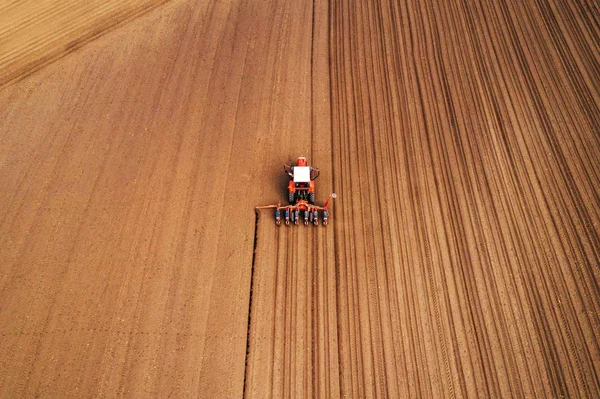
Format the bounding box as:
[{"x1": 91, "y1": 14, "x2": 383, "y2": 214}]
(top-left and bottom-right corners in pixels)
[
  {"x1": 1, "y1": 0, "x2": 599, "y2": 397},
  {"x1": 0, "y1": 0, "x2": 172, "y2": 87}
]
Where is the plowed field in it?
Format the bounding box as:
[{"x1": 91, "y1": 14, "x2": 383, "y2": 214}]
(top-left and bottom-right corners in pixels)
[{"x1": 1, "y1": 0, "x2": 599, "y2": 397}]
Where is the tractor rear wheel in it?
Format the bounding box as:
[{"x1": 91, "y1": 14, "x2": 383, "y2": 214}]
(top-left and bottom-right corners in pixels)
[
  {"x1": 288, "y1": 192, "x2": 295, "y2": 204},
  {"x1": 309, "y1": 192, "x2": 315, "y2": 204}
]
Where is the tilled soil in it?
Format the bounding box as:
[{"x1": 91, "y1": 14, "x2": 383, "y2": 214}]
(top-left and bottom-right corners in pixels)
[
  {"x1": 0, "y1": 0, "x2": 172, "y2": 87},
  {"x1": 1, "y1": 0, "x2": 599, "y2": 397}
]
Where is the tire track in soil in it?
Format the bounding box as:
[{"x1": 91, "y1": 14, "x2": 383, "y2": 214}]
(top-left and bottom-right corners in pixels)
[{"x1": 325, "y1": 0, "x2": 600, "y2": 396}]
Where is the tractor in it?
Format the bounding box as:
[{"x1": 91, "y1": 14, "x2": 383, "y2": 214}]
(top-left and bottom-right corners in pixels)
[
  {"x1": 256, "y1": 157, "x2": 336, "y2": 226},
  {"x1": 284, "y1": 156, "x2": 319, "y2": 204}
]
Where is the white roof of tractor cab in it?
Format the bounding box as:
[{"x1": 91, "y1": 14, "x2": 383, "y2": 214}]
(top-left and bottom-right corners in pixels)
[{"x1": 293, "y1": 166, "x2": 311, "y2": 183}]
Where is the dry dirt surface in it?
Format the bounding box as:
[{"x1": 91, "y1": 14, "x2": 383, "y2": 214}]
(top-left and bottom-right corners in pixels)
[
  {"x1": 1, "y1": 0, "x2": 599, "y2": 398},
  {"x1": 0, "y1": 0, "x2": 172, "y2": 87}
]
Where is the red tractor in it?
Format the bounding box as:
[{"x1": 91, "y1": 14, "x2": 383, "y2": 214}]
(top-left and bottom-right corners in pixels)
[
  {"x1": 257, "y1": 157, "x2": 336, "y2": 226},
  {"x1": 284, "y1": 156, "x2": 319, "y2": 204}
]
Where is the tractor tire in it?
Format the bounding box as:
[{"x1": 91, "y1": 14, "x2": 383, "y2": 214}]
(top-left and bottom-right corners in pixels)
[
  {"x1": 309, "y1": 192, "x2": 315, "y2": 204},
  {"x1": 288, "y1": 192, "x2": 295, "y2": 204}
]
